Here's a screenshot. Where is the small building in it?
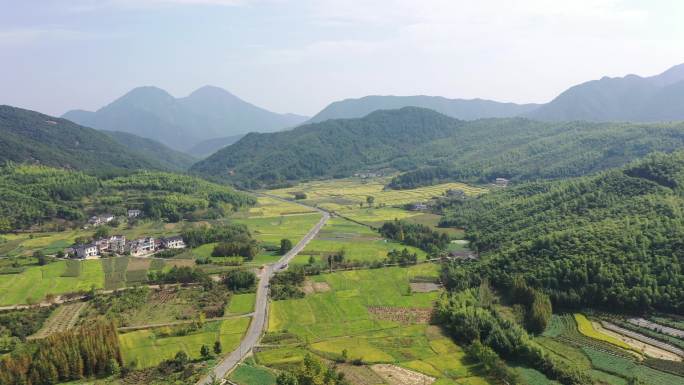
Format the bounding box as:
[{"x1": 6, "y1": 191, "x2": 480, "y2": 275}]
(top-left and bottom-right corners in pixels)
[
  {"x1": 409, "y1": 203, "x2": 429, "y2": 211},
  {"x1": 88, "y1": 214, "x2": 116, "y2": 227},
  {"x1": 162, "y1": 236, "x2": 186, "y2": 249},
  {"x1": 495, "y1": 178, "x2": 510, "y2": 187},
  {"x1": 75, "y1": 243, "x2": 99, "y2": 259},
  {"x1": 108, "y1": 235, "x2": 127, "y2": 254},
  {"x1": 127, "y1": 209, "x2": 142, "y2": 218},
  {"x1": 128, "y1": 237, "x2": 156, "y2": 256},
  {"x1": 448, "y1": 251, "x2": 479, "y2": 261},
  {"x1": 446, "y1": 189, "x2": 465, "y2": 198}
]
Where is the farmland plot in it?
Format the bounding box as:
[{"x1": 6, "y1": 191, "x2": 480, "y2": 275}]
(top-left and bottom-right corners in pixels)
[{"x1": 30, "y1": 301, "x2": 88, "y2": 339}]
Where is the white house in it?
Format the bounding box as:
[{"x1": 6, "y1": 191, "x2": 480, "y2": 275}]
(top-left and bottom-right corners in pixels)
[
  {"x1": 162, "y1": 236, "x2": 186, "y2": 249},
  {"x1": 128, "y1": 237, "x2": 156, "y2": 256},
  {"x1": 127, "y1": 209, "x2": 142, "y2": 218},
  {"x1": 75, "y1": 243, "x2": 99, "y2": 259}
]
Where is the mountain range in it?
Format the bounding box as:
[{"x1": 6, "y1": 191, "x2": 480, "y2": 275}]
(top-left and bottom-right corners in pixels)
[
  {"x1": 0, "y1": 105, "x2": 197, "y2": 173},
  {"x1": 191, "y1": 107, "x2": 684, "y2": 188},
  {"x1": 62, "y1": 86, "x2": 309, "y2": 152},
  {"x1": 309, "y1": 64, "x2": 684, "y2": 123}
]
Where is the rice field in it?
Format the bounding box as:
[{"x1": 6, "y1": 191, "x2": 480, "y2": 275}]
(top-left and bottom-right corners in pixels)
[
  {"x1": 229, "y1": 357, "x2": 276, "y2": 385},
  {"x1": 227, "y1": 293, "x2": 257, "y2": 314},
  {"x1": 119, "y1": 317, "x2": 251, "y2": 368},
  {"x1": 268, "y1": 177, "x2": 487, "y2": 212},
  {"x1": 263, "y1": 265, "x2": 491, "y2": 384},
  {"x1": 0, "y1": 260, "x2": 105, "y2": 305},
  {"x1": 574, "y1": 314, "x2": 634, "y2": 351},
  {"x1": 294, "y1": 217, "x2": 426, "y2": 265}
]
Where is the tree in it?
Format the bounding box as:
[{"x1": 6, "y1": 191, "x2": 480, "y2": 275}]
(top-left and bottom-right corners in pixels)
[
  {"x1": 366, "y1": 196, "x2": 375, "y2": 207},
  {"x1": 94, "y1": 226, "x2": 110, "y2": 239},
  {"x1": 34, "y1": 251, "x2": 48, "y2": 266},
  {"x1": 280, "y1": 239, "x2": 293, "y2": 255},
  {"x1": 56, "y1": 250, "x2": 65, "y2": 259},
  {"x1": 213, "y1": 341, "x2": 222, "y2": 354},
  {"x1": 174, "y1": 351, "x2": 189, "y2": 369},
  {"x1": 223, "y1": 270, "x2": 257, "y2": 292},
  {"x1": 106, "y1": 358, "x2": 120, "y2": 377},
  {"x1": 276, "y1": 372, "x2": 298, "y2": 385},
  {"x1": 200, "y1": 345, "x2": 211, "y2": 359}
]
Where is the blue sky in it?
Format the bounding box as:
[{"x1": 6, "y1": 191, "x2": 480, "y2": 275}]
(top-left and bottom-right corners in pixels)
[{"x1": 1, "y1": 0, "x2": 683, "y2": 116}]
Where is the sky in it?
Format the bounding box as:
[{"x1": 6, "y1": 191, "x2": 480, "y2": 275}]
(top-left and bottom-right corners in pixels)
[{"x1": 1, "y1": 0, "x2": 683, "y2": 117}]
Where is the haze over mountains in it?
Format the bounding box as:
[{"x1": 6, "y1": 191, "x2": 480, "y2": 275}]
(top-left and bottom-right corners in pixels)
[
  {"x1": 62, "y1": 86, "x2": 309, "y2": 152},
  {"x1": 309, "y1": 64, "x2": 684, "y2": 123}
]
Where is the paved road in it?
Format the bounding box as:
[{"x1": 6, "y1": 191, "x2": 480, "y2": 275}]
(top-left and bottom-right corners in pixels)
[{"x1": 197, "y1": 201, "x2": 329, "y2": 385}]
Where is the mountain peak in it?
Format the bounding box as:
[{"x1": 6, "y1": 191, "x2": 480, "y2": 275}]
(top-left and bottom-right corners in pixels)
[
  {"x1": 186, "y1": 85, "x2": 239, "y2": 101},
  {"x1": 652, "y1": 63, "x2": 684, "y2": 86}
]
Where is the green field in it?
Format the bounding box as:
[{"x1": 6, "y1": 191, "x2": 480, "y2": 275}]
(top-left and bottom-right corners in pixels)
[
  {"x1": 229, "y1": 357, "x2": 276, "y2": 385},
  {"x1": 227, "y1": 293, "x2": 257, "y2": 314},
  {"x1": 264, "y1": 264, "x2": 491, "y2": 384},
  {"x1": 119, "y1": 317, "x2": 251, "y2": 368},
  {"x1": 0, "y1": 260, "x2": 104, "y2": 305},
  {"x1": 268, "y1": 177, "x2": 487, "y2": 212},
  {"x1": 294, "y1": 217, "x2": 426, "y2": 265}
]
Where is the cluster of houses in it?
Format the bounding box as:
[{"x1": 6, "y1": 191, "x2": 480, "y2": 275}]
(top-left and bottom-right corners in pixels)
[
  {"x1": 67, "y1": 235, "x2": 186, "y2": 259},
  {"x1": 86, "y1": 210, "x2": 142, "y2": 228}
]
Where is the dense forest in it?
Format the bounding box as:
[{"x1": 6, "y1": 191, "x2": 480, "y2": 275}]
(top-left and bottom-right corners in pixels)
[
  {"x1": 102, "y1": 130, "x2": 197, "y2": 171},
  {"x1": 440, "y1": 151, "x2": 684, "y2": 313},
  {"x1": 191, "y1": 107, "x2": 684, "y2": 188},
  {"x1": 0, "y1": 164, "x2": 254, "y2": 231},
  {"x1": 0, "y1": 321, "x2": 121, "y2": 385}
]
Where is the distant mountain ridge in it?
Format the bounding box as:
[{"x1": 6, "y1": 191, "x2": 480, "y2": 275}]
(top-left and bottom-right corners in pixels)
[
  {"x1": 102, "y1": 130, "x2": 197, "y2": 170},
  {"x1": 309, "y1": 64, "x2": 684, "y2": 123},
  {"x1": 185, "y1": 134, "x2": 245, "y2": 158},
  {"x1": 308, "y1": 95, "x2": 540, "y2": 123},
  {"x1": 526, "y1": 63, "x2": 684, "y2": 122},
  {"x1": 192, "y1": 107, "x2": 684, "y2": 188},
  {"x1": 0, "y1": 105, "x2": 165, "y2": 172},
  {"x1": 63, "y1": 86, "x2": 309, "y2": 152}
]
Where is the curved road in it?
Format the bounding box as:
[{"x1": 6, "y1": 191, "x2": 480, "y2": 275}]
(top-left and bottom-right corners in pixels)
[{"x1": 198, "y1": 200, "x2": 329, "y2": 384}]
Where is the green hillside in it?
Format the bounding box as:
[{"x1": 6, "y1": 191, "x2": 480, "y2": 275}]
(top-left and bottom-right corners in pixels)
[
  {"x1": 440, "y1": 151, "x2": 684, "y2": 313},
  {"x1": 191, "y1": 107, "x2": 684, "y2": 189},
  {"x1": 0, "y1": 164, "x2": 255, "y2": 231},
  {"x1": 0, "y1": 105, "x2": 162, "y2": 173},
  {"x1": 103, "y1": 130, "x2": 197, "y2": 171}
]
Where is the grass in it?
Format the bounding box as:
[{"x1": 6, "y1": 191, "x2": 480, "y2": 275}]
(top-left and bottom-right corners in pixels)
[
  {"x1": 266, "y1": 265, "x2": 491, "y2": 384},
  {"x1": 227, "y1": 293, "x2": 257, "y2": 314},
  {"x1": 268, "y1": 177, "x2": 487, "y2": 212},
  {"x1": 574, "y1": 314, "x2": 633, "y2": 351},
  {"x1": 119, "y1": 317, "x2": 250, "y2": 368},
  {"x1": 229, "y1": 357, "x2": 276, "y2": 385},
  {"x1": 294, "y1": 217, "x2": 426, "y2": 265},
  {"x1": 0, "y1": 260, "x2": 104, "y2": 305}
]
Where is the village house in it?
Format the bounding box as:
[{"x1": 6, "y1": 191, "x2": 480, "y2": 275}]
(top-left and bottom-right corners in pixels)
[
  {"x1": 447, "y1": 250, "x2": 479, "y2": 261},
  {"x1": 128, "y1": 237, "x2": 156, "y2": 256},
  {"x1": 495, "y1": 178, "x2": 510, "y2": 187},
  {"x1": 88, "y1": 214, "x2": 115, "y2": 227},
  {"x1": 446, "y1": 189, "x2": 465, "y2": 198},
  {"x1": 74, "y1": 243, "x2": 99, "y2": 259},
  {"x1": 127, "y1": 209, "x2": 142, "y2": 218},
  {"x1": 162, "y1": 236, "x2": 186, "y2": 249},
  {"x1": 409, "y1": 202, "x2": 429, "y2": 211}
]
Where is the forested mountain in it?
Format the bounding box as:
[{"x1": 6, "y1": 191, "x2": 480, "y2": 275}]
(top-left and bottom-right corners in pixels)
[
  {"x1": 102, "y1": 130, "x2": 197, "y2": 170},
  {"x1": 62, "y1": 86, "x2": 308, "y2": 151},
  {"x1": 192, "y1": 107, "x2": 684, "y2": 188},
  {"x1": 440, "y1": 152, "x2": 684, "y2": 313},
  {"x1": 185, "y1": 134, "x2": 245, "y2": 158},
  {"x1": 0, "y1": 105, "x2": 162, "y2": 173},
  {"x1": 0, "y1": 163, "x2": 255, "y2": 231},
  {"x1": 191, "y1": 107, "x2": 464, "y2": 187},
  {"x1": 309, "y1": 95, "x2": 539, "y2": 123},
  {"x1": 527, "y1": 63, "x2": 684, "y2": 122}
]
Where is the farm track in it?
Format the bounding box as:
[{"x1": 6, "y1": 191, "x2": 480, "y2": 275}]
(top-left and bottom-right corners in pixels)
[
  {"x1": 117, "y1": 313, "x2": 254, "y2": 331},
  {"x1": 600, "y1": 321, "x2": 684, "y2": 359},
  {"x1": 196, "y1": 193, "x2": 330, "y2": 385},
  {"x1": 629, "y1": 317, "x2": 684, "y2": 339}
]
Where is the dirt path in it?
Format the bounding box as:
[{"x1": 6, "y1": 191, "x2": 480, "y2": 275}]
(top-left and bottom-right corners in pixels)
[
  {"x1": 117, "y1": 313, "x2": 254, "y2": 331},
  {"x1": 596, "y1": 321, "x2": 683, "y2": 361}
]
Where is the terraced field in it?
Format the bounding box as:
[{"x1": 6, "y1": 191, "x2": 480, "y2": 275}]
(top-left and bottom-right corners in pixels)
[
  {"x1": 30, "y1": 301, "x2": 88, "y2": 339},
  {"x1": 535, "y1": 314, "x2": 684, "y2": 385}
]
